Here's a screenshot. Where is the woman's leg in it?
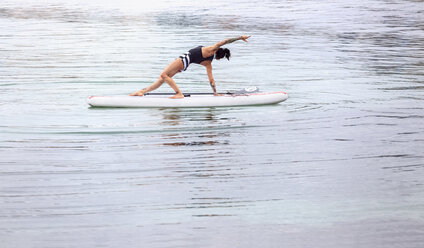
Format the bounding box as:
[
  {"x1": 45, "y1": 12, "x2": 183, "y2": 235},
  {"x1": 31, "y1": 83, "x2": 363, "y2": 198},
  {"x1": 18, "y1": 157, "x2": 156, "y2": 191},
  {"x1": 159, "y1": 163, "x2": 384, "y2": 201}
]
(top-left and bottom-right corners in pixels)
[
  {"x1": 129, "y1": 77, "x2": 164, "y2": 96},
  {"x1": 161, "y1": 59, "x2": 184, "y2": 98},
  {"x1": 130, "y1": 59, "x2": 184, "y2": 97}
]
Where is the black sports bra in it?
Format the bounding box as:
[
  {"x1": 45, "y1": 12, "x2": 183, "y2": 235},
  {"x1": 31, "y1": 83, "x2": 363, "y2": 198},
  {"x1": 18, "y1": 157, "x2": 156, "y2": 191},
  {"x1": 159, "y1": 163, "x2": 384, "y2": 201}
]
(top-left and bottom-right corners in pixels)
[{"x1": 188, "y1": 46, "x2": 214, "y2": 64}]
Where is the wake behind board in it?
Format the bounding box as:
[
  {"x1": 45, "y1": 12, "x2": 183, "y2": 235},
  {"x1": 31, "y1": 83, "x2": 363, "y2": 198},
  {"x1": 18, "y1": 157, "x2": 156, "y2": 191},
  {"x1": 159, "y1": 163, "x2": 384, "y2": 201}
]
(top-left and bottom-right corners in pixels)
[{"x1": 87, "y1": 89, "x2": 288, "y2": 108}]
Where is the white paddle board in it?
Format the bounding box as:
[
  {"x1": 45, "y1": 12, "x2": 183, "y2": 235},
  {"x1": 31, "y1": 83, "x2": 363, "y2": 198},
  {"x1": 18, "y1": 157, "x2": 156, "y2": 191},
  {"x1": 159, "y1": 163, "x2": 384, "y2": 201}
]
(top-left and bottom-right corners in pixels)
[{"x1": 87, "y1": 91, "x2": 288, "y2": 108}]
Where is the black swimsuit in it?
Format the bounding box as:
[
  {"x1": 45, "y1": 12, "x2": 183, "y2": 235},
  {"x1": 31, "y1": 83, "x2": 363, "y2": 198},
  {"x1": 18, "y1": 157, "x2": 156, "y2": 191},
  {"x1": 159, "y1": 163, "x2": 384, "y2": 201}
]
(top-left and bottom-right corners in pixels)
[{"x1": 179, "y1": 46, "x2": 214, "y2": 71}]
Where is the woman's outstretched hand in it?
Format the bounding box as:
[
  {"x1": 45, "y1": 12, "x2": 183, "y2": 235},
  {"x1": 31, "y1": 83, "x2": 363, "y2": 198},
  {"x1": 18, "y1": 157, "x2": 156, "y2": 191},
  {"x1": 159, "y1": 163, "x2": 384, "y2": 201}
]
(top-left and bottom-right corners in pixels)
[{"x1": 240, "y1": 35, "x2": 251, "y2": 42}]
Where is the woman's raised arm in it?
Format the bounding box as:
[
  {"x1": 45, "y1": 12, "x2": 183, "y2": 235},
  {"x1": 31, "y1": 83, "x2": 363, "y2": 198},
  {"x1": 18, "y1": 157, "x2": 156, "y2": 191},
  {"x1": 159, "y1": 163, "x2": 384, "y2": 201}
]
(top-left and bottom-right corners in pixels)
[{"x1": 211, "y1": 35, "x2": 251, "y2": 51}]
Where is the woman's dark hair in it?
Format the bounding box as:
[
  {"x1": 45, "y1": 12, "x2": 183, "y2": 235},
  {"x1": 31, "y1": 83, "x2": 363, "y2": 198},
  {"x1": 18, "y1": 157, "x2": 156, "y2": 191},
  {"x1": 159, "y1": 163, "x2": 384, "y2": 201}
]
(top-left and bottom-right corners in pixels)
[{"x1": 216, "y1": 48, "x2": 231, "y2": 60}]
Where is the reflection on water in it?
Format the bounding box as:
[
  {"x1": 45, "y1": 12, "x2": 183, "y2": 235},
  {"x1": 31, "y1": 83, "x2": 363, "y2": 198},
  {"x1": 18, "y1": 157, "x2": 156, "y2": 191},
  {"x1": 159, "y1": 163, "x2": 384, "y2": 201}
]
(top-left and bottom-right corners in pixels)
[
  {"x1": 1, "y1": 0, "x2": 424, "y2": 247},
  {"x1": 159, "y1": 108, "x2": 229, "y2": 147}
]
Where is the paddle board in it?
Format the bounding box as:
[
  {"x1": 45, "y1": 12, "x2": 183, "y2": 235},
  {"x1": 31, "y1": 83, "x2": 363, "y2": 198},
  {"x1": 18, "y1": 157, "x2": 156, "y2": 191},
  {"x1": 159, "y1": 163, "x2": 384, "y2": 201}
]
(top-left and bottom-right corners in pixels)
[{"x1": 87, "y1": 91, "x2": 288, "y2": 108}]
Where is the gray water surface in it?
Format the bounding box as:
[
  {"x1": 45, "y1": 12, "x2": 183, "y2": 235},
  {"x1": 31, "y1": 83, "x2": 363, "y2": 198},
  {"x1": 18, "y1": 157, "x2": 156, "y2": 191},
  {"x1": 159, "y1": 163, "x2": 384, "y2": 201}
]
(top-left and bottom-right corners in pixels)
[{"x1": 1, "y1": 0, "x2": 424, "y2": 247}]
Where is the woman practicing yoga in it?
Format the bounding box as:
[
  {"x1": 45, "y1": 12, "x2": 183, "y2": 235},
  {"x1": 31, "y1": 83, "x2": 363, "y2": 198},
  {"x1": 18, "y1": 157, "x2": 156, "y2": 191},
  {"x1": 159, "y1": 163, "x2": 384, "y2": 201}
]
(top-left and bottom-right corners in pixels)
[{"x1": 130, "y1": 35, "x2": 251, "y2": 99}]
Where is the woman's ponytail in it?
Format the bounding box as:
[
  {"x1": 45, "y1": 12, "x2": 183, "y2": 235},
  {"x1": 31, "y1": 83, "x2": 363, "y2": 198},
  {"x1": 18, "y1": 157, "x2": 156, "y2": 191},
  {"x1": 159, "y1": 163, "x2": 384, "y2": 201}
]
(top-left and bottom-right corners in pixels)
[{"x1": 224, "y1": 48, "x2": 231, "y2": 60}]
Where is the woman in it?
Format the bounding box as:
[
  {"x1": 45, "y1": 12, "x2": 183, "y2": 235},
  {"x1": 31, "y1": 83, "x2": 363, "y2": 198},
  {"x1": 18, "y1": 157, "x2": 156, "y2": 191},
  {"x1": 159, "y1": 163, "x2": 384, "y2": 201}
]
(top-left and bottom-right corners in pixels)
[{"x1": 130, "y1": 35, "x2": 251, "y2": 99}]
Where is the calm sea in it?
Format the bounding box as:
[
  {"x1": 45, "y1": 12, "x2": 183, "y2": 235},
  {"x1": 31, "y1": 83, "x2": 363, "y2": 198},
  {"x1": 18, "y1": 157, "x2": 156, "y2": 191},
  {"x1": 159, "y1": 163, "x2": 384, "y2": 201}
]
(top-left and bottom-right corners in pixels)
[{"x1": 1, "y1": 0, "x2": 423, "y2": 247}]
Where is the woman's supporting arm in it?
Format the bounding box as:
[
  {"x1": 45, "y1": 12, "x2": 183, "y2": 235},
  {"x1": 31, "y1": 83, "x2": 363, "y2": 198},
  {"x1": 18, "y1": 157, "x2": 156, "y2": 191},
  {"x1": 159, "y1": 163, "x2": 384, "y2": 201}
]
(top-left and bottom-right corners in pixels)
[{"x1": 205, "y1": 64, "x2": 218, "y2": 95}]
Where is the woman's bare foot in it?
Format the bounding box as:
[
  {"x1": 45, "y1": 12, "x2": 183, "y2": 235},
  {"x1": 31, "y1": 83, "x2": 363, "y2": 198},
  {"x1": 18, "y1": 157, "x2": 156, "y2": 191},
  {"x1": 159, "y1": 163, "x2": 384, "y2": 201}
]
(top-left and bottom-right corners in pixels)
[
  {"x1": 170, "y1": 93, "x2": 184, "y2": 99},
  {"x1": 130, "y1": 89, "x2": 146, "y2": 96}
]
